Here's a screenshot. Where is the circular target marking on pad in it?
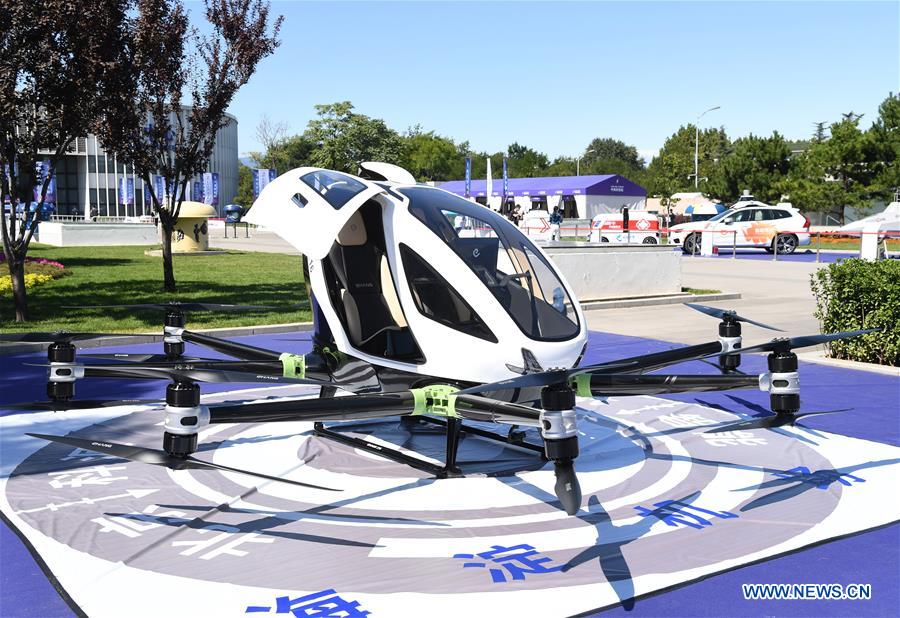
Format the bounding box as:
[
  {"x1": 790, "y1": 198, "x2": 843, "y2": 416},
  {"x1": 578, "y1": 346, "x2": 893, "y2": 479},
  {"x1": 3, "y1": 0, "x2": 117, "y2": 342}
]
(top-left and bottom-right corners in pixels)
[{"x1": 4, "y1": 392, "x2": 855, "y2": 602}]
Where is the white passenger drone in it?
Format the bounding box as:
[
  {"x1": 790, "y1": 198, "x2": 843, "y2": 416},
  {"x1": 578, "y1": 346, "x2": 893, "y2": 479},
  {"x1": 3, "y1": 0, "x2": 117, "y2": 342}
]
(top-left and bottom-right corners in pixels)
[
  {"x1": 244, "y1": 161, "x2": 589, "y2": 386},
  {"x1": 9, "y1": 161, "x2": 879, "y2": 517}
]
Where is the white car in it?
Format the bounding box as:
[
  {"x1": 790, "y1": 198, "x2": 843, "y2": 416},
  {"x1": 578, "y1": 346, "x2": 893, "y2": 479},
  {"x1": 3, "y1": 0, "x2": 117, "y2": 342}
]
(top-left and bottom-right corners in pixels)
[{"x1": 669, "y1": 202, "x2": 811, "y2": 254}]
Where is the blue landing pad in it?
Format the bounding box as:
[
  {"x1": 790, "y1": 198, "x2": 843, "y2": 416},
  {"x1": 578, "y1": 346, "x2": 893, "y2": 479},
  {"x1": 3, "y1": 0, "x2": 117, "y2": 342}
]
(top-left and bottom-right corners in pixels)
[{"x1": 1, "y1": 331, "x2": 897, "y2": 617}]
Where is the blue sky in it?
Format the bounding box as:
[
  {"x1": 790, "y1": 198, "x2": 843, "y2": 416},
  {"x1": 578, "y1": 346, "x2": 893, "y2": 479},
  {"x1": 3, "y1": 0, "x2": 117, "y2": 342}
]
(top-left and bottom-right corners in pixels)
[{"x1": 195, "y1": 1, "x2": 899, "y2": 161}]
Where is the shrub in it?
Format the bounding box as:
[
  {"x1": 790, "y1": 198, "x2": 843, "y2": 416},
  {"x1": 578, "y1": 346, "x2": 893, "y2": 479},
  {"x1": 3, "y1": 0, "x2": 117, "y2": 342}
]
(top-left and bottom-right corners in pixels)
[{"x1": 810, "y1": 258, "x2": 900, "y2": 366}]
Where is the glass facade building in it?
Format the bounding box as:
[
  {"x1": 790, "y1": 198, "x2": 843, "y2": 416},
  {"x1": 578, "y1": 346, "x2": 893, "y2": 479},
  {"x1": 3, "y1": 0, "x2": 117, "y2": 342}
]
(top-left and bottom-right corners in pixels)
[{"x1": 47, "y1": 109, "x2": 238, "y2": 218}]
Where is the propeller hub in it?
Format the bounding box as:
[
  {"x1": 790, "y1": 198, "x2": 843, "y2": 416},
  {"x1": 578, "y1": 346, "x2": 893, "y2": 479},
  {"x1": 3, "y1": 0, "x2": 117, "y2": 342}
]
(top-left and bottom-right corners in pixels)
[
  {"x1": 47, "y1": 341, "x2": 76, "y2": 363},
  {"x1": 765, "y1": 351, "x2": 800, "y2": 415},
  {"x1": 163, "y1": 432, "x2": 198, "y2": 459}
]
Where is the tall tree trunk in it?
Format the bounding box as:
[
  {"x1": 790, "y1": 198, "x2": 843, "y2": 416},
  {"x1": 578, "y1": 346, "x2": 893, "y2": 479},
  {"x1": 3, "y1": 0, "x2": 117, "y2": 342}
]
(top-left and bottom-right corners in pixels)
[
  {"x1": 8, "y1": 256, "x2": 28, "y2": 322},
  {"x1": 160, "y1": 222, "x2": 177, "y2": 292}
]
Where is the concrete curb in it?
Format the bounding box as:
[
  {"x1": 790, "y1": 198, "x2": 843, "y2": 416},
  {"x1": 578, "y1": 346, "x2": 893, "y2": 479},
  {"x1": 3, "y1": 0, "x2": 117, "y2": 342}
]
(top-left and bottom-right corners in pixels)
[
  {"x1": 581, "y1": 292, "x2": 741, "y2": 311},
  {"x1": 0, "y1": 322, "x2": 314, "y2": 355},
  {"x1": 795, "y1": 351, "x2": 899, "y2": 376}
]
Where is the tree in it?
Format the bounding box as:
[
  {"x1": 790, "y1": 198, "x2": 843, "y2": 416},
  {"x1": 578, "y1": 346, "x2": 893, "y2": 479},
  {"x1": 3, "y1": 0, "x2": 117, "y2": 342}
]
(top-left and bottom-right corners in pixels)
[
  {"x1": 646, "y1": 125, "x2": 730, "y2": 197},
  {"x1": 545, "y1": 157, "x2": 576, "y2": 176},
  {"x1": 235, "y1": 163, "x2": 254, "y2": 206},
  {"x1": 255, "y1": 114, "x2": 288, "y2": 151},
  {"x1": 304, "y1": 101, "x2": 404, "y2": 173},
  {"x1": 506, "y1": 142, "x2": 549, "y2": 177},
  {"x1": 98, "y1": 0, "x2": 282, "y2": 292},
  {"x1": 0, "y1": 0, "x2": 131, "y2": 321},
  {"x1": 580, "y1": 137, "x2": 645, "y2": 170},
  {"x1": 868, "y1": 92, "x2": 900, "y2": 200},
  {"x1": 402, "y1": 127, "x2": 462, "y2": 181},
  {"x1": 782, "y1": 117, "x2": 874, "y2": 223},
  {"x1": 256, "y1": 133, "x2": 317, "y2": 175},
  {"x1": 706, "y1": 132, "x2": 792, "y2": 203}
]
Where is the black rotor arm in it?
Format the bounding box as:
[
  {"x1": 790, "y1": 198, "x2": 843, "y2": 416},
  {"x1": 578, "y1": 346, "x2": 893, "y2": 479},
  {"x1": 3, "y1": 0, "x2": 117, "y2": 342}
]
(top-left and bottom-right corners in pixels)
[
  {"x1": 208, "y1": 389, "x2": 542, "y2": 428},
  {"x1": 210, "y1": 392, "x2": 418, "y2": 424},
  {"x1": 574, "y1": 372, "x2": 761, "y2": 397},
  {"x1": 592, "y1": 340, "x2": 725, "y2": 375}
]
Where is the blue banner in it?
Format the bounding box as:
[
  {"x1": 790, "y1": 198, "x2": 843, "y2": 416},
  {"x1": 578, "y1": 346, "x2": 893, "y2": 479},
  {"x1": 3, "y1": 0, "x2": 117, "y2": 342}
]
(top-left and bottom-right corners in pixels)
[
  {"x1": 193, "y1": 181, "x2": 202, "y2": 202},
  {"x1": 2, "y1": 162, "x2": 12, "y2": 205},
  {"x1": 155, "y1": 176, "x2": 165, "y2": 203},
  {"x1": 118, "y1": 178, "x2": 134, "y2": 205},
  {"x1": 252, "y1": 168, "x2": 277, "y2": 200},
  {"x1": 33, "y1": 160, "x2": 56, "y2": 204},
  {"x1": 464, "y1": 157, "x2": 472, "y2": 198},
  {"x1": 502, "y1": 156, "x2": 509, "y2": 196},
  {"x1": 202, "y1": 172, "x2": 220, "y2": 206}
]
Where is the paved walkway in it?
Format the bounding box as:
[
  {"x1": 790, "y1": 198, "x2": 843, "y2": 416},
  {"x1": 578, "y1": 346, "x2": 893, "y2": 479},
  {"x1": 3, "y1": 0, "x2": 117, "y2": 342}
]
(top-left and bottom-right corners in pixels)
[{"x1": 586, "y1": 256, "x2": 830, "y2": 344}]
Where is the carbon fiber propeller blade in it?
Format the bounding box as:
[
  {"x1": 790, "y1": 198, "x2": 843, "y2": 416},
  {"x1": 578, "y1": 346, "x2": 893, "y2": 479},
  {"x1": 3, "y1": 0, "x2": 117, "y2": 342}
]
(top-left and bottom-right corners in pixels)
[
  {"x1": 27, "y1": 433, "x2": 340, "y2": 491},
  {"x1": 707, "y1": 408, "x2": 852, "y2": 433},
  {"x1": 62, "y1": 302, "x2": 277, "y2": 312},
  {"x1": 79, "y1": 353, "x2": 208, "y2": 363},
  {"x1": 5, "y1": 399, "x2": 163, "y2": 411},
  {"x1": 0, "y1": 331, "x2": 158, "y2": 344},
  {"x1": 684, "y1": 303, "x2": 783, "y2": 331},
  {"x1": 710, "y1": 329, "x2": 879, "y2": 358},
  {"x1": 455, "y1": 360, "x2": 636, "y2": 396},
  {"x1": 553, "y1": 461, "x2": 582, "y2": 515}
]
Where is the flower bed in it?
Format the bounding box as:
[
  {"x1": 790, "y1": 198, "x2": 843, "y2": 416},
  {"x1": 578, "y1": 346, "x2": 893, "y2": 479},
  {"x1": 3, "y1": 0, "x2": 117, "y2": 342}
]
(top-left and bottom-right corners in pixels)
[{"x1": 0, "y1": 255, "x2": 68, "y2": 297}]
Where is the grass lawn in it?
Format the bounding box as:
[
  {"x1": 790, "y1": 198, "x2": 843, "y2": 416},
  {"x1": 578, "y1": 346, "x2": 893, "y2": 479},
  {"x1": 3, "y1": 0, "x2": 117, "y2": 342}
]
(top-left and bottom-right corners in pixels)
[
  {"x1": 1, "y1": 244, "x2": 310, "y2": 333},
  {"x1": 682, "y1": 287, "x2": 721, "y2": 295}
]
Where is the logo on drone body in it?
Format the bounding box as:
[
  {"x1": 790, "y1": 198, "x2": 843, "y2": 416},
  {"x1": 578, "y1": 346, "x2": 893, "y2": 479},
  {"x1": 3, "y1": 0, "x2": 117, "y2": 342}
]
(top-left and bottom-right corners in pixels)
[
  {"x1": 91, "y1": 442, "x2": 113, "y2": 449},
  {"x1": 473, "y1": 248, "x2": 480, "y2": 258}
]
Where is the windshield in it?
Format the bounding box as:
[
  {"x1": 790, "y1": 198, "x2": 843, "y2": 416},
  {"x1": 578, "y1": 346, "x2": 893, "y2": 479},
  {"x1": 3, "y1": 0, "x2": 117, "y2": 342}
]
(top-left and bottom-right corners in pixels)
[
  {"x1": 707, "y1": 209, "x2": 734, "y2": 222},
  {"x1": 400, "y1": 186, "x2": 580, "y2": 341}
]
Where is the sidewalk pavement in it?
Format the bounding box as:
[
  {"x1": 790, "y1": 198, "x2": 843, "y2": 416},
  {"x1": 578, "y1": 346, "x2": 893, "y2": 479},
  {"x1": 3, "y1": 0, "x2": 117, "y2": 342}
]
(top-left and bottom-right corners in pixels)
[{"x1": 586, "y1": 256, "x2": 828, "y2": 345}]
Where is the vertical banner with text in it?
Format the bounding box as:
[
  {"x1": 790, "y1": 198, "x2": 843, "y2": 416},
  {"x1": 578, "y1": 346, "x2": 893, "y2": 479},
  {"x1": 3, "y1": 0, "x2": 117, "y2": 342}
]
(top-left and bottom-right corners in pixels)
[
  {"x1": 33, "y1": 160, "x2": 56, "y2": 204},
  {"x1": 464, "y1": 157, "x2": 472, "y2": 198},
  {"x1": 502, "y1": 156, "x2": 509, "y2": 197},
  {"x1": 252, "y1": 168, "x2": 277, "y2": 200},
  {"x1": 118, "y1": 178, "x2": 134, "y2": 205},
  {"x1": 202, "y1": 172, "x2": 220, "y2": 206}
]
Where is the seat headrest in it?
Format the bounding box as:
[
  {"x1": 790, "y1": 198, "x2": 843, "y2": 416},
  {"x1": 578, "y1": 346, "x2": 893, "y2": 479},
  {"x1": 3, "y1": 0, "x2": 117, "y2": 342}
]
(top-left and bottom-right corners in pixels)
[{"x1": 337, "y1": 211, "x2": 367, "y2": 246}]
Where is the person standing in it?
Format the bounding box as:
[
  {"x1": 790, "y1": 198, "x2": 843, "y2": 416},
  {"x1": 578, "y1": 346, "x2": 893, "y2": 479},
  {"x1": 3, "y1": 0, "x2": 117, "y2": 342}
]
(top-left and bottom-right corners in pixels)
[{"x1": 549, "y1": 206, "x2": 563, "y2": 241}]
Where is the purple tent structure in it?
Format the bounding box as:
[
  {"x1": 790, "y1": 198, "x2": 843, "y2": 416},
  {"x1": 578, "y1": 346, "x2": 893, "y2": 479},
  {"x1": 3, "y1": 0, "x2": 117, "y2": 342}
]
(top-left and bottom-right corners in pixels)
[{"x1": 438, "y1": 174, "x2": 647, "y2": 218}]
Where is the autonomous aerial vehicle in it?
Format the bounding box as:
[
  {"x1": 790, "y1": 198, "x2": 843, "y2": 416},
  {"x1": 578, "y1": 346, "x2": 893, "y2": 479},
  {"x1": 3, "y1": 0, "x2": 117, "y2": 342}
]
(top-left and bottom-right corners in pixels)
[{"x1": 5, "y1": 162, "x2": 876, "y2": 515}]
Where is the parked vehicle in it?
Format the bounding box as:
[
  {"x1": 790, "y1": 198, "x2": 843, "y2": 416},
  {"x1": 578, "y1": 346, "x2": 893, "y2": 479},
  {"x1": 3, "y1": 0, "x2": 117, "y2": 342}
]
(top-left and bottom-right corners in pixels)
[
  {"x1": 590, "y1": 212, "x2": 660, "y2": 244},
  {"x1": 669, "y1": 202, "x2": 811, "y2": 254}
]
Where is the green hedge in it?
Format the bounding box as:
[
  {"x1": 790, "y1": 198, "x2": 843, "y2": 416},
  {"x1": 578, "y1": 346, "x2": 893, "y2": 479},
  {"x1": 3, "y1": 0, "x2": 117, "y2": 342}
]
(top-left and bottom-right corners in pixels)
[{"x1": 810, "y1": 258, "x2": 900, "y2": 366}]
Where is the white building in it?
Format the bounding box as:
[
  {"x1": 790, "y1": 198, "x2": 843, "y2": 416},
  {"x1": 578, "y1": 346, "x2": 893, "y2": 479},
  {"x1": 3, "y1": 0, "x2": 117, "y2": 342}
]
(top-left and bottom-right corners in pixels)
[{"x1": 46, "y1": 108, "x2": 238, "y2": 218}]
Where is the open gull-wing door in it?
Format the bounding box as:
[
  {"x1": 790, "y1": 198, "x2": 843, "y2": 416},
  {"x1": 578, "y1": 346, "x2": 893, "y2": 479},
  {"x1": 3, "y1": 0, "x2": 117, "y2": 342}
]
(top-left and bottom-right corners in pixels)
[{"x1": 244, "y1": 167, "x2": 385, "y2": 260}]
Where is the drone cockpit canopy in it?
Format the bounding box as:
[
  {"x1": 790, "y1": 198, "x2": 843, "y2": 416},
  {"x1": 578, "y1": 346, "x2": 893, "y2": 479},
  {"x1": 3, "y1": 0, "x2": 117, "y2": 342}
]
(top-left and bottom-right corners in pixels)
[{"x1": 246, "y1": 165, "x2": 587, "y2": 383}]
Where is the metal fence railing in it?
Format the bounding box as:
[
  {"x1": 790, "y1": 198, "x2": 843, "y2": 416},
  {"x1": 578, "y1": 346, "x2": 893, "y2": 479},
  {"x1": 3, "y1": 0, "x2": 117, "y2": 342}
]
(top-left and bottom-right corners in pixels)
[{"x1": 679, "y1": 228, "x2": 899, "y2": 262}]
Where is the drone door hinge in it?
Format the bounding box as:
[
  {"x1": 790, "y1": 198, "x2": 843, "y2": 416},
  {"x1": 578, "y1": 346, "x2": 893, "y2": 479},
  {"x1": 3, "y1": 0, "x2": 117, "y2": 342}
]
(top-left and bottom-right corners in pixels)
[
  {"x1": 410, "y1": 385, "x2": 460, "y2": 418},
  {"x1": 279, "y1": 353, "x2": 306, "y2": 379}
]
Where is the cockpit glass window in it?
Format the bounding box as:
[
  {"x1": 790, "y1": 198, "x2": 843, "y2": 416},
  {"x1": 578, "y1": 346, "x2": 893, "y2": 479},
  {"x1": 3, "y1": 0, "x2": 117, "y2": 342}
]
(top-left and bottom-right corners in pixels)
[
  {"x1": 400, "y1": 244, "x2": 497, "y2": 343},
  {"x1": 400, "y1": 186, "x2": 580, "y2": 341},
  {"x1": 300, "y1": 170, "x2": 367, "y2": 209}
]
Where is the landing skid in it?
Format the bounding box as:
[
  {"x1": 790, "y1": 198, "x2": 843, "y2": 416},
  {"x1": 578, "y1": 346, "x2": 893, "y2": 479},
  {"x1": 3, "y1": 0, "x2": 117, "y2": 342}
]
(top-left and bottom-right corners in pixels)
[{"x1": 313, "y1": 416, "x2": 546, "y2": 479}]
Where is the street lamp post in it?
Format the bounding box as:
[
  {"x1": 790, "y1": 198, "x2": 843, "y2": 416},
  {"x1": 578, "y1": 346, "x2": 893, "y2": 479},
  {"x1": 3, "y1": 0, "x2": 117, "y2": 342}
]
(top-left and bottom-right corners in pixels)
[
  {"x1": 694, "y1": 106, "x2": 720, "y2": 189},
  {"x1": 576, "y1": 149, "x2": 595, "y2": 176}
]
